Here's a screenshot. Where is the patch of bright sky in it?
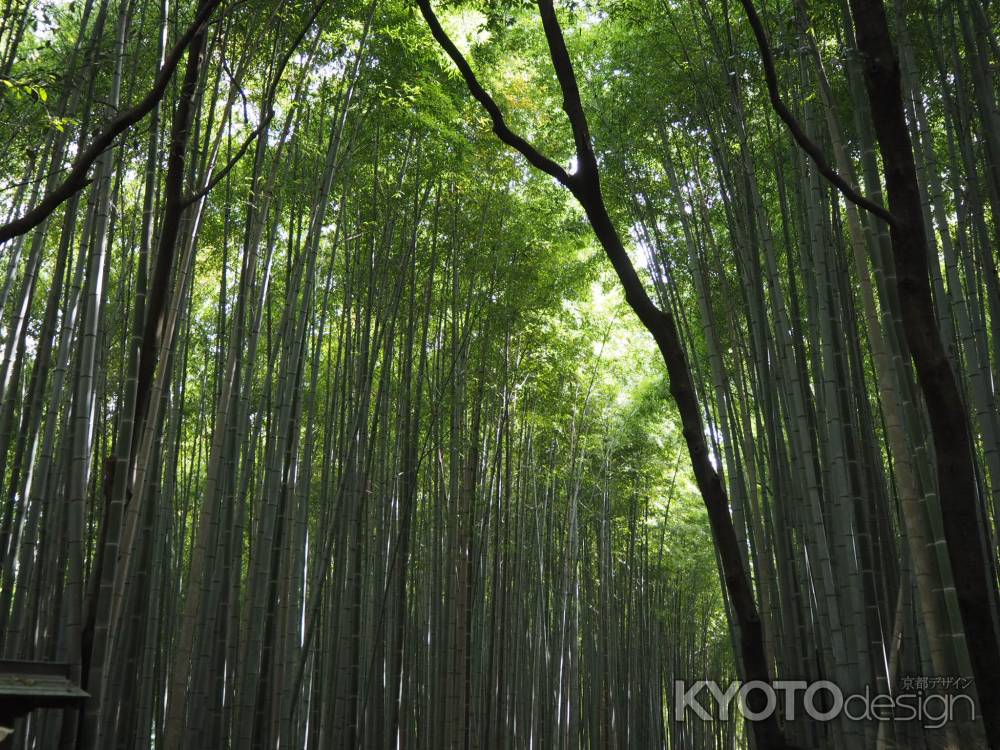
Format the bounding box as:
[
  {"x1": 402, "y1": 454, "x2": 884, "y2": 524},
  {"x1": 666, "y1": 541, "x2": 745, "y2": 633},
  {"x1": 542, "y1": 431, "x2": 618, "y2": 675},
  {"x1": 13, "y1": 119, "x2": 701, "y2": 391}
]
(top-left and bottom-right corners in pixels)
[
  {"x1": 441, "y1": 8, "x2": 490, "y2": 58},
  {"x1": 627, "y1": 224, "x2": 654, "y2": 273},
  {"x1": 576, "y1": 273, "x2": 703, "y2": 515},
  {"x1": 304, "y1": 50, "x2": 350, "y2": 90},
  {"x1": 578, "y1": 278, "x2": 656, "y2": 403},
  {"x1": 31, "y1": 0, "x2": 65, "y2": 43},
  {"x1": 581, "y1": 7, "x2": 608, "y2": 28}
]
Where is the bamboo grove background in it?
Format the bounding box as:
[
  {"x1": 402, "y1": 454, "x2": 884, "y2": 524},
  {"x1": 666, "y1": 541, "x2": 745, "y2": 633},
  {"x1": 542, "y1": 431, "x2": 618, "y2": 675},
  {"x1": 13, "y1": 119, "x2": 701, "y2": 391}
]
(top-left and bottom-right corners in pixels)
[{"x1": 0, "y1": 0, "x2": 997, "y2": 747}]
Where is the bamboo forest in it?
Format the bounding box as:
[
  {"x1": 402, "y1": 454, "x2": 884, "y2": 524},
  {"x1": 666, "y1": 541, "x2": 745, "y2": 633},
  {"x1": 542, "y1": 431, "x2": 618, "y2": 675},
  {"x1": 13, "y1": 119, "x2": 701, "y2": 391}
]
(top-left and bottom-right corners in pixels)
[{"x1": 1, "y1": 0, "x2": 1000, "y2": 746}]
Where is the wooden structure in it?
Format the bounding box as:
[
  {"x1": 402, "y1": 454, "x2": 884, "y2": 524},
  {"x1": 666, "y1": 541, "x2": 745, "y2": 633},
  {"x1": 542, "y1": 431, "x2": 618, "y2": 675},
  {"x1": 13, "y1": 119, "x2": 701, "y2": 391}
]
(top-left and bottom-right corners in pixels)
[{"x1": 0, "y1": 660, "x2": 87, "y2": 746}]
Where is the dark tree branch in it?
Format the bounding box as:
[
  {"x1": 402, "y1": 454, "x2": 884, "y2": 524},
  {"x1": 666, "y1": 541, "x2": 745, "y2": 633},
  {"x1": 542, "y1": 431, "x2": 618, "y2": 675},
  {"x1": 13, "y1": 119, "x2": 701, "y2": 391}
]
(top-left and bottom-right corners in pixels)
[
  {"x1": 131, "y1": 0, "x2": 216, "y2": 458},
  {"x1": 414, "y1": 0, "x2": 572, "y2": 186},
  {"x1": 736, "y1": 0, "x2": 898, "y2": 227},
  {"x1": 182, "y1": 123, "x2": 262, "y2": 207},
  {"x1": 536, "y1": 0, "x2": 597, "y2": 178},
  {"x1": 182, "y1": 0, "x2": 327, "y2": 208},
  {"x1": 0, "y1": 0, "x2": 226, "y2": 245}
]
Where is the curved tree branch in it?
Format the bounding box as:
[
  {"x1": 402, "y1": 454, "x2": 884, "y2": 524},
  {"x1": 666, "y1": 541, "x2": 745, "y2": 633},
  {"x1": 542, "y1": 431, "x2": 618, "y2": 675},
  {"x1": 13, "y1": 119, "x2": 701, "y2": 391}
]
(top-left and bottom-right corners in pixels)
[
  {"x1": 0, "y1": 0, "x2": 226, "y2": 245},
  {"x1": 736, "y1": 0, "x2": 898, "y2": 227},
  {"x1": 414, "y1": 0, "x2": 572, "y2": 187},
  {"x1": 182, "y1": 0, "x2": 328, "y2": 208},
  {"x1": 536, "y1": 0, "x2": 597, "y2": 178}
]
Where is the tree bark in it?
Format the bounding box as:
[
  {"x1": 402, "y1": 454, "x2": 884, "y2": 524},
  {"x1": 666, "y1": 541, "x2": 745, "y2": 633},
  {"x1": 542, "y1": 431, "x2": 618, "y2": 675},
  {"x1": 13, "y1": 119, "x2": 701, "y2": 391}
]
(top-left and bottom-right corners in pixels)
[{"x1": 846, "y1": 0, "x2": 1000, "y2": 744}]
